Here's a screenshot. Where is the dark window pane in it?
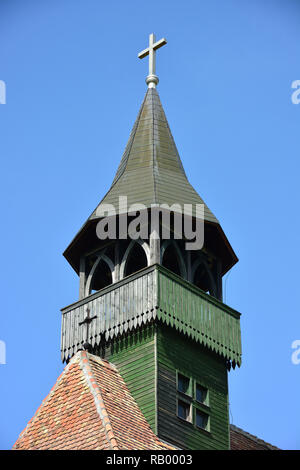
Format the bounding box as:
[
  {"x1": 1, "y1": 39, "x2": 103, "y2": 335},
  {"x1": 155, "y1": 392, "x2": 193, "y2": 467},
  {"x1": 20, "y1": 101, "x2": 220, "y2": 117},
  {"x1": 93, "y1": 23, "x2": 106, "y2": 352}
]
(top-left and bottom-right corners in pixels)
[
  {"x1": 125, "y1": 242, "x2": 148, "y2": 277},
  {"x1": 162, "y1": 243, "x2": 182, "y2": 277},
  {"x1": 178, "y1": 374, "x2": 190, "y2": 395},
  {"x1": 196, "y1": 384, "x2": 207, "y2": 404},
  {"x1": 90, "y1": 259, "x2": 112, "y2": 292},
  {"x1": 177, "y1": 400, "x2": 190, "y2": 421},
  {"x1": 196, "y1": 410, "x2": 208, "y2": 430}
]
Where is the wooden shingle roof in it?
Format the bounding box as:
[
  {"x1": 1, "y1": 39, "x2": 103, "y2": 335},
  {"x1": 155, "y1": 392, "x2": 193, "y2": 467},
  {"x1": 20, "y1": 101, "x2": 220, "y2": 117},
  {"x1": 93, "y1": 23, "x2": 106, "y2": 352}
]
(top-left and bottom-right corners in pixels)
[
  {"x1": 90, "y1": 87, "x2": 218, "y2": 222},
  {"x1": 63, "y1": 88, "x2": 238, "y2": 274}
]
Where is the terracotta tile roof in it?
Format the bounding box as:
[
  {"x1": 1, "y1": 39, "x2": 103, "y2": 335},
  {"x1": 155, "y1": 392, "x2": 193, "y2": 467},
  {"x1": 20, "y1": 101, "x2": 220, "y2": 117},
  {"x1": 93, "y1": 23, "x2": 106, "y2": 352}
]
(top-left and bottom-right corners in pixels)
[
  {"x1": 13, "y1": 351, "x2": 173, "y2": 450},
  {"x1": 12, "y1": 350, "x2": 278, "y2": 451},
  {"x1": 230, "y1": 425, "x2": 279, "y2": 450}
]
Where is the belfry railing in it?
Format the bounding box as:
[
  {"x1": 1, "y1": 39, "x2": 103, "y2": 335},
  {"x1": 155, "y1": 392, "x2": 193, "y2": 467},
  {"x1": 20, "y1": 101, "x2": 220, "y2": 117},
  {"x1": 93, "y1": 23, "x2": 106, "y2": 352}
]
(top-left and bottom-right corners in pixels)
[{"x1": 61, "y1": 264, "x2": 242, "y2": 365}]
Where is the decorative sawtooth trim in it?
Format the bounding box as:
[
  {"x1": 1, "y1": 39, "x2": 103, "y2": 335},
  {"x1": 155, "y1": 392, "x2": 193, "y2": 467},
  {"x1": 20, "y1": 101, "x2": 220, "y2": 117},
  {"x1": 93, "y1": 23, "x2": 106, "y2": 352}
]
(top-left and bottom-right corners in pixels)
[
  {"x1": 61, "y1": 265, "x2": 242, "y2": 365},
  {"x1": 66, "y1": 312, "x2": 241, "y2": 366},
  {"x1": 79, "y1": 351, "x2": 119, "y2": 450},
  {"x1": 62, "y1": 313, "x2": 241, "y2": 366},
  {"x1": 155, "y1": 308, "x2": 241, "y2": 366},
  {"x1": 63, "y1": 326, "x2": 241, "y2": 366}
]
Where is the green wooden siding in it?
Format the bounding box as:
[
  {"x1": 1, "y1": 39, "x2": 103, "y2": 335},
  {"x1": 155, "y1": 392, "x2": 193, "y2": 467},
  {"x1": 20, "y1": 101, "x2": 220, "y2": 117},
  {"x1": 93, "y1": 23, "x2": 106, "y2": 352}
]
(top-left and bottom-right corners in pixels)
[
  {"x1": 156, "y1": 266, "x2": 241, "y2": 366},
  {"x1": 104, "y1": 324, "x2": 157, "y2": 432},
  {"x1": 61, "y1": 264, "x2": 241, "y2": 366},
  {"x1": 156, "y1": 324, "x2": 229, "y2": 450},
  {"x1": 103, "y1": 322, "x2": 230, "y2": 450}
]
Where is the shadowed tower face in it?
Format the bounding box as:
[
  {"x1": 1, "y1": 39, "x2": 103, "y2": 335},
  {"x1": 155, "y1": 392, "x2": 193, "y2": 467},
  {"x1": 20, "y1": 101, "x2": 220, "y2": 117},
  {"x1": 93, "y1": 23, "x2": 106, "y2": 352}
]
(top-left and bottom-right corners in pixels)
[{"x1": 61, "y1": 34, "x2": 242, "y2": 450}]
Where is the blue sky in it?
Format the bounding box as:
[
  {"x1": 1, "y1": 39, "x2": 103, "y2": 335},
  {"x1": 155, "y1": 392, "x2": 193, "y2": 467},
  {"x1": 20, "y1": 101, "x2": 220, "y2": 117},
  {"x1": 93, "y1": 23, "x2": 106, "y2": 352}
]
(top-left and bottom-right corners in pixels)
[{"x1": 0, "y1": 0, "x2": 299, "y2": 450}]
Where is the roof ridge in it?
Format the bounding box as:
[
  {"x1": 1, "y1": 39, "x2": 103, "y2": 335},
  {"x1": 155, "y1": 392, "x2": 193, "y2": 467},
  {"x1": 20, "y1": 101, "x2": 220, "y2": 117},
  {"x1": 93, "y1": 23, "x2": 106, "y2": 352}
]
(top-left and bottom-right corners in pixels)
[
  {"x1": 91, "y1": 86, "x2": 220, "y2": 223},
  {"x1": 85, "y1": 352, "x2": 175, "y2": 450},
  {"x1": 110, "y1": 89, "x2": 149, "y2": 188},
  {"x1": 79, "y1": 351, "x2": 119, "y2": 450},
  {"x1": 12, "y1": 355, "x2": 77, "y2": 449},
  {"x1": 151, "y1": 88, "x2": 157, "y2": 205},
  {"x1": 152, "y1": 88, "x2": 187, "y2": 177}
]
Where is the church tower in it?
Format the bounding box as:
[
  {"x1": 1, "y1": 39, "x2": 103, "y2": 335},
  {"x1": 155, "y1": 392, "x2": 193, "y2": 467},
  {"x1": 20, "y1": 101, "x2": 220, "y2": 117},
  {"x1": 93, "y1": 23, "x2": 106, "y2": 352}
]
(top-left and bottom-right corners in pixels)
[{"x1": 61, "y1": 34, "x2": 242, "y2": 450}]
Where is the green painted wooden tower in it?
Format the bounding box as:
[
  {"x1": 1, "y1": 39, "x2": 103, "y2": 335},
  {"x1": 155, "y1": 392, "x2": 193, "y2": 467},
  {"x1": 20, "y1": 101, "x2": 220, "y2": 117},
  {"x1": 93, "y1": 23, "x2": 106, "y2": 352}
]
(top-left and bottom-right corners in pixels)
[{"x1": 61, "y1": 34, "x2": 242, "y2": 450}]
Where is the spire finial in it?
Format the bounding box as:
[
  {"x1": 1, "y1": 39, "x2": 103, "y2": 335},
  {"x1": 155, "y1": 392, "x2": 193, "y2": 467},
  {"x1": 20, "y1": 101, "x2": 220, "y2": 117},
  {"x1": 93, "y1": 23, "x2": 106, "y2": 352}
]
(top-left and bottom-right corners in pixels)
[{"x1": 138, "y1": 33, "x2": 167, "y2": 88}]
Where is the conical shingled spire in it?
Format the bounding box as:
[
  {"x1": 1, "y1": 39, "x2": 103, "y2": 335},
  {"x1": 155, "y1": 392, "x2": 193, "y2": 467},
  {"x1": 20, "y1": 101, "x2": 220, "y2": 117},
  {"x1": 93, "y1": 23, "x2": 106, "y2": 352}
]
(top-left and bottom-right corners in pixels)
[
  {"x1": 64, "y1": 87, "x2": 238, "y2": 275},
  {"x1": 89, "y1": 88, "x2": 218, "y2": 223}
]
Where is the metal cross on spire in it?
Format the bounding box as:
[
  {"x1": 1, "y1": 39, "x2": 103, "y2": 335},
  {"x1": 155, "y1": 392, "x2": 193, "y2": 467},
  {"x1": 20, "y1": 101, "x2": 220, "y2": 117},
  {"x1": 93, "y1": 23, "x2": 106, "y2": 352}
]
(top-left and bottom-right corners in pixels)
[{"x1": 138, "y1": 33, "x2": 167, "y2": 88}]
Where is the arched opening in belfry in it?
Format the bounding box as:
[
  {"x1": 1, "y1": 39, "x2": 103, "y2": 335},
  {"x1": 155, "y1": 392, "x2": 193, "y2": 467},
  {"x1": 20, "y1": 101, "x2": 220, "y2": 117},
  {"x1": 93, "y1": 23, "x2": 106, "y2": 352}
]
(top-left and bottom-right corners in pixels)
[
  {"x1": 161, "y1": 242, "x2": 184, "y2": 277},
  {"x1": 124, "y1": 241, "x2": 148, "y2": 277},
  {"x1": 193, "y1": 261, "x2": 215, "y2": 296},
  {"x1": 90, "y1": 259, "x2": 113, "y2": 293}
]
